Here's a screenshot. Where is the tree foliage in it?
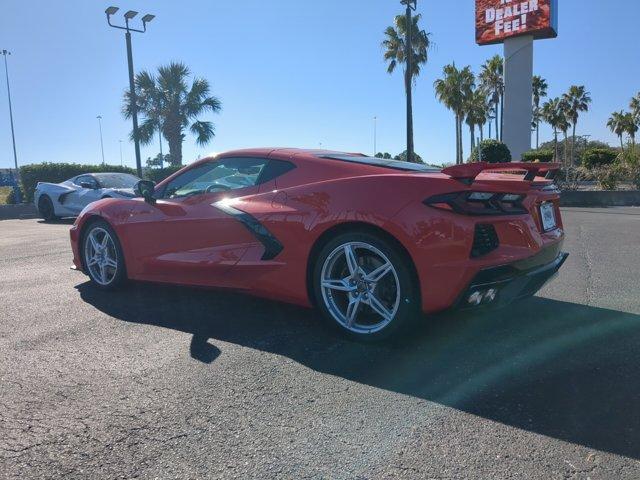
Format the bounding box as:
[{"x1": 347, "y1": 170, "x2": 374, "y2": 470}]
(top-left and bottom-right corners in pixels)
[
  {"x1": 469, "y1": 139, "x2": 511, "y2": 164},
  {"x1": 123, "y1": 62, "x2": 222, "y2": 166}
]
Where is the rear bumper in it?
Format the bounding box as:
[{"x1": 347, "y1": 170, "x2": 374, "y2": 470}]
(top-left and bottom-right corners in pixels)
[{"x1": 455, "y1": 247, "x2": 569, "y2": 310}]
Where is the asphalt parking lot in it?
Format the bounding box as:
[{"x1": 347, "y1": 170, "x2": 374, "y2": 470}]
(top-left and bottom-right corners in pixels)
[{"x1": 1, "y1": 207, "x2": 640, "y2": 479}]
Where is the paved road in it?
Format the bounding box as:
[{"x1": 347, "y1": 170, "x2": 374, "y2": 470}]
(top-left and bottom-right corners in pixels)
[{"x1": 1, "y1": 208, "x2": 639, "y2": 479}]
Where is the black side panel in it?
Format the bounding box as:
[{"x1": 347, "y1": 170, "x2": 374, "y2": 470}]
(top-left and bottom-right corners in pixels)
[{"x1": 213, "y1": 201, "x2": 284, "y2": 261}]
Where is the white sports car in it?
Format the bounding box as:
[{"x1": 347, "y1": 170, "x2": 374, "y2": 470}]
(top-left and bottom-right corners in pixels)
[{"x1": 34, "y1": 172, "x2": 141, "y2": 221}]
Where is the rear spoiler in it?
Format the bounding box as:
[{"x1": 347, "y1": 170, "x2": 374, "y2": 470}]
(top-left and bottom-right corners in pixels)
[{"x1": 441, "y1": 162, "x2": 561, "y2": 185}]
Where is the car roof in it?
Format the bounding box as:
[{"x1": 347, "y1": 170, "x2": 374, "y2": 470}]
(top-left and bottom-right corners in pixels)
[{"x1": 213, "y1": 148, "x2": 439, "y2": 172}]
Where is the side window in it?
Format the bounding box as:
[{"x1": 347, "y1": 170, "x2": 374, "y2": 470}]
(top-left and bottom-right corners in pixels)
[
  {"x1": 163, "y1": 158, "x2": 269, "y2": 199},
  {"x1": 257, "y1": 160, "x2": 296, "y2": 184},
  {"x1": 75, "y1": 175, "x2": 99, "y2": 189}
]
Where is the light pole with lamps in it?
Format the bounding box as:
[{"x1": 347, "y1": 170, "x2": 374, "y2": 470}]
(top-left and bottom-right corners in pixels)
[
  {"x1": 105, "y1": 6, "x2": 155, "y2": 178},
  {"x1": 1, "y1": 49, "x2": 20, "y2": 203},
  {"x1": 96, "y1": 115, "x2": 106, "y2": 165}
]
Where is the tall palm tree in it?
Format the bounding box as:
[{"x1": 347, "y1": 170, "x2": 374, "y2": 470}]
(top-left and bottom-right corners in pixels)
[
  {"x1": 542, "y1": 97, "x2": 564, "y2": 162},
  {"x1": 464, "y1": 87, "x2": 490, "y2": 153},
  {"x1": 623, "y1": 112, "x2": 638, "y2": 150},
  {"x1": 434, "y1": 64, "x2": 475, "y2": 164},
  {"x1": 562, "y1": 85, "x2": 592, "y2": 166},
  {"x1": 479, "y1": 55, "x2": 504, "y2": 141},
  {"x1": 532, "y1": 75, "x2": 548, "y2": 149},
  {"x1": 607, "y1": 111, "x2": 627, "y2": 151},
  {"x1": 631, "y1": 92, "x2": 640, "y2": 118},
  {"x1": 630, "y1": 93, "x2": 640, "y2": 151},
  {"x1": 123, "y1": 62, "x2": 222, "y2": 166},
  {"x1": 382, "y1": 14, "x2": 431, "y2": 163},
  {"x1": 558, "y1": 98, "x2": 572, "y2": 167}
]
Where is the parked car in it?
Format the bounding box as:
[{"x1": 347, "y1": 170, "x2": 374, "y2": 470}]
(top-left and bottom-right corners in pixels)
[
  {"x1": 69, "y1": 149, "x2": 567, "y2": 341},
  {"x1": 35, "y1": 172, "x2": 141, "y2": 221}
]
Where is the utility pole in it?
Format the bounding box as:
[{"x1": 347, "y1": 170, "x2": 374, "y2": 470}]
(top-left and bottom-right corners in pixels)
[
  {"x1": 97, "y1": 116, "x2": 106, "y2": 165},
  {"x1": 401, "y1": 0, "x2": 417, "y2": 163},
  {"x1": 105, "y1": 7, "x2": 155, "y2": 178}
]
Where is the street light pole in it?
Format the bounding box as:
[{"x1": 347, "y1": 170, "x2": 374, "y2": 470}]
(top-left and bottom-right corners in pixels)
[
  {"x1": 401, "y1": 0, "x2": 417, "y2": 163},
  {"x1": 97, "y1": 115, "x2": 106, "y2": 165},
  {"x1": 119, "y1": 140, "x2": 123, "y2": 166},
  {"x1": 2, "y1": 50, "x2": 21, "y2": 203},
  {"x1": 105, "y1": 7, "x2": 155, "y2": 178}
]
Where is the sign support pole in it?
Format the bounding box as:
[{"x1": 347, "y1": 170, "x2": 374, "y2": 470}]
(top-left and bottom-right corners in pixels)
[{"x1": 502, "y1": 35, "x2": 534, "y2": 162}]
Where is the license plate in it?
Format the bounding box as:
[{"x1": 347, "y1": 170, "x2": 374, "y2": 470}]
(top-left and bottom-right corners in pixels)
[{"x1": 540, "y1": 202, "x2": 556, "y2": 232}]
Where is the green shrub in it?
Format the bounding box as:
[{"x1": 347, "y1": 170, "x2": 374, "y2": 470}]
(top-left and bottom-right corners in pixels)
[
  {"x1": 470, "y1": 140, "x2": 512, "y2": 164},
  {"x1": 143, "y1": 166, "x2": 183, "y2": 184},
  {"x1": 19, "y1": 163, "x2": 137, "y2": 202},
  {"x1": 631, "y1": 166, "x2": 640, "y2": 190},
  {"x1": 6, "y1": 186, "x2": 23, "y2": 204},
  {"x1": 521, "y1": 149, "x2": 554, "y2": 163},
  {"x1": 594, "y1": 165, "x2": 621, "y2": 190},
  {"x1": 0, "y1": 186, "x2": 13, "y2": 205},
  {"x1": 581, "y1": 148, "x2": 618, "y2": 169},
  {"x1": 617, "y1": 148, "x2": 640, "y2": 168}
]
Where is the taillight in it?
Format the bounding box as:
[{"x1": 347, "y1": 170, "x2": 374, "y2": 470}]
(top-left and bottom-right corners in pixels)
[{"x1": 424, "y1": 191, "x2": 527, "y2": 216}]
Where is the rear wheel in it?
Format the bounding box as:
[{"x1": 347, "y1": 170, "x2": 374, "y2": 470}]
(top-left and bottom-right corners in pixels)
[
  {"x1": 82, "y1": 221, "x2": 126, "y2": 290},
  {"x1": 313, "y1": 231, "x2": 420, "y2": 342},
  {"x1": 38, "y1": 195, "x2": 58, "y2": 222}
]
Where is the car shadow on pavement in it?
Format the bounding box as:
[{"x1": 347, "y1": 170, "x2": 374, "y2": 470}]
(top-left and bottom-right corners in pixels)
[{"x1": 77, "y1": 282, "x2": 640, "y2": 460}]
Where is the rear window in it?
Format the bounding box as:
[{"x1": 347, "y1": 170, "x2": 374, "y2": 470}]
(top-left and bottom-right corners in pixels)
[{"x1": 317, "y1": 154, "x2": 440, "y2": 172}]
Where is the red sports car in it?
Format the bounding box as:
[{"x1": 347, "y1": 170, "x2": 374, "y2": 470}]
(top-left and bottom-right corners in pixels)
[{"x1": 70, "y1": 148, "x2": 567, "y2": 341}]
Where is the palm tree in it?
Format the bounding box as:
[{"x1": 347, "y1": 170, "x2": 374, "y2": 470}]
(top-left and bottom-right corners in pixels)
[
  {"x1": 434, "y1": 64, "x2": 475, "y2": 164},
  {"x1": 607, "y1": 111, "x2": 627, "y2": 151},
  {"x1": 532, "y1": 75, "x2": 548, "y2": 149},
  {"x1": 630, "y1": 93, "x2": 640, "y2": 151},
  {"x1": 382, "y1": 14, "x2": 431, "y2": 163},
  {"x1": 542, "y1": 97, "x2": 564, "y2": 162},
  {"x1": 558, "y1": 98, "x2": 571, "y2": 166},
  {"x1": 623, "y1": 112, "x2": 638, "y2": 150},
  {"x1": 631, "y1": 92, "x2": 640, "y2": 120},
  {"x1": 123, "y1": 62, "x2": 222, "y2": 166},
  {"x1": 465, "y1": 87, "x2": 490, "y2": 153},
  {"x1": 562, "y1": 85, "x2": 592, "y2": 166},
  {"x1": 479, "y1": 55, "x2": 504, "y2": 140}
]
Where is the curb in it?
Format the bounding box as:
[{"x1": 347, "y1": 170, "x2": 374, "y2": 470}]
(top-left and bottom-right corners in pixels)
[
  {"x1": 0, "y1": 204, "x2": 38, "y2": 220},
  {"x1": 560, "y1": 190, "x2": 640, "y2": 208}
]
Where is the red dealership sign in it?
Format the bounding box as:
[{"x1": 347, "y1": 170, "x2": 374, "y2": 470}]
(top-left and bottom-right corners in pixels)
[{"x1": 476, "y1": 0, "x2": 558, "y2": 45}]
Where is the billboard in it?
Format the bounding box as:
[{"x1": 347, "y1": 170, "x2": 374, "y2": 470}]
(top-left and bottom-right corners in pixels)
[{"x1": 476, "y1": 0, "x2": 558, "y2": 45}]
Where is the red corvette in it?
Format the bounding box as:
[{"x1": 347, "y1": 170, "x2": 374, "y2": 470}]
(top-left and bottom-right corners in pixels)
[{"x1": 70, "y1": 148, "x2": 567, "y2": 340}]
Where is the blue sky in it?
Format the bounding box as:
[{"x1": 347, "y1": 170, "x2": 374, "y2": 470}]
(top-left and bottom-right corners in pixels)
[{"x1": 0, "y1": 0, "x2": 638, "y2": 169}]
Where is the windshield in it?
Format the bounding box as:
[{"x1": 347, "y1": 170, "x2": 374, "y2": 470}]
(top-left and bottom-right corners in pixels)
[{"x1": 94, "y1": 173, "x2": 140, "y2": 189}]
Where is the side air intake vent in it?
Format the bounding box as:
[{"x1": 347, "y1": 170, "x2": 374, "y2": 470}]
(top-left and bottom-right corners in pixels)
[{"x1": 471, "y1": 224, "x2": 499, "y2": 258}]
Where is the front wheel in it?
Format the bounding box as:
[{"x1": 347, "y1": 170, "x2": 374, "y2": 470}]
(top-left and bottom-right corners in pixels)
[
  {"x1": 313, "y1": 231, "x2": 420, "y2": 342},
  {"x1": 82, "y1": 220, "x2": 127, "y2": 290}
]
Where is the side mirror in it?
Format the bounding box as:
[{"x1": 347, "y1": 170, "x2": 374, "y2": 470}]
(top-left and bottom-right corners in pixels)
[
  {"x1": 134, "y1": 180, "x2": 157, "y2": 204},
  {"x1": 80, "y1": 181, "x2": 97, "y2": 189}
]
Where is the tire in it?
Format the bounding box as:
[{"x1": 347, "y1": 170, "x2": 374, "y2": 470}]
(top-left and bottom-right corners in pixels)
[
  {"x1": 38, "y1": 195, "x2": 58, "y2": 222},
  {"x1": 313, "y1": 231, "x2": 420, "y2": 342},
  {"x1": 81, "y1": 220, "x2": 127, "y2": 290}
]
